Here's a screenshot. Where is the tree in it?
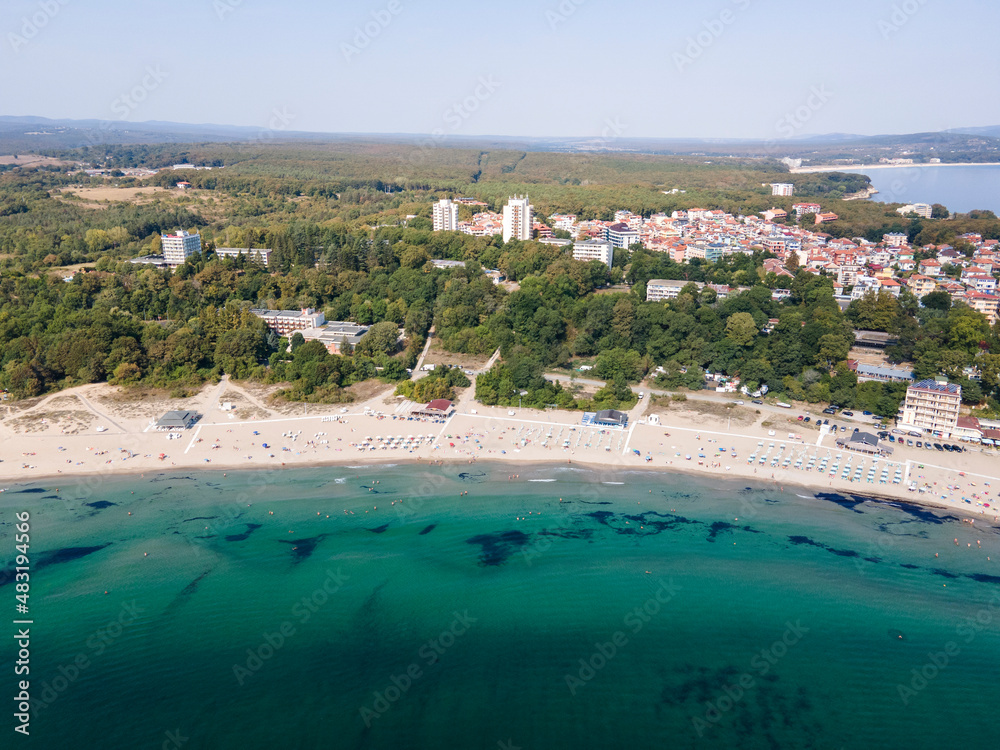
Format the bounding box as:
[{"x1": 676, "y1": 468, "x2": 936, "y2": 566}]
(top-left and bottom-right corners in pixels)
[
  {"x1": 355, "y1": 321, "x2": 401, "y2": 357},
  {"x1": 847, "y1": 290, "x2": 901, "y2": 332},
  {"x1": 921, "y1": 291, "x2": 952, "y2": 311},
  {"x1": 817, "y1": 333, "x2": 851, "y2": 368},
  {"x1": 84, "y1": 229, "x2": 112, "y2": 253},
  {"x1": 931, "y1": 203, "x2": 949, "y2": 219},
  {"x1": 111, "y1": 362, "x2": 141, "y2": 384},
  {"x1": 290, "y1": 332, "x2": 305, "y2": 352},
  {"x1": 724, "y1": 312, "x2": 757, "y2": 347}
]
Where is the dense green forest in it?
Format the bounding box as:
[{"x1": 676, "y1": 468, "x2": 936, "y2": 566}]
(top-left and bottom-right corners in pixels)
[{"x1": 3, "y1": 142, "x2": 1000, "y2": 416}]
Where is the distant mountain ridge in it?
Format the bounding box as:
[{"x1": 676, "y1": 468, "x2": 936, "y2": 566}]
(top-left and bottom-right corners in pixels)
[{"x1": 1, "y1": 115, "x2": 999, "y2": 162}]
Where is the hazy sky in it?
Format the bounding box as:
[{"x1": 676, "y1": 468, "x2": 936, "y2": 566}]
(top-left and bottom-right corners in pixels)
[{"x1": 4, "y1": 0, "x2": 999, "y2": 139}]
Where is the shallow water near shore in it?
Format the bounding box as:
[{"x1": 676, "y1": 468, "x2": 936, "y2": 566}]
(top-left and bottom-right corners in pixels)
[{"x1": 2, "y1": 463, "x2": 999, "y2": 749}]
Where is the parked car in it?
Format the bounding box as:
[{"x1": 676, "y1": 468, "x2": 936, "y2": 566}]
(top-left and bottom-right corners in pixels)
[
  {"x1": 822, "y1": 407, "x2": 837, "y2": 415},
  {"x1": 888, "y1": 435, "x2": 896, "y2": 443},
  {"x1": 733, "y1": 399, "x2": 744, "y2": 405},
  {"x1": 803, "y1": 416, "x2": 811, "y2": 422},
  {"x1": 907, "y1": 439, "x2": 914, "y2": 447},
  {"x1": 934, "y1": 443, "x2": 944, "y2": 451},
  {"x1": 916, "y1": 441, "x2": 923, "y2": 448},
  {"x1": 842, "y1": 411, "x2": 854, "y2": 417},
  {"x1": 943, "y1": 444, "x2": 953, "y2": 452},
  {"x1": 908, "y1": 431, "x2": 922, "y2": 438},
  {"x1": 923, "y1": 442, "x2": 932, "y2": 450},
  {"x1": 752, "y1": 399, "x2": 763, "y2": 405},
  {"x1": 862, "y1": 411, "x2": 873, "y2": 416},
  {"x1": 797, "y1": 415, "x2": 804, "y2": 421}
]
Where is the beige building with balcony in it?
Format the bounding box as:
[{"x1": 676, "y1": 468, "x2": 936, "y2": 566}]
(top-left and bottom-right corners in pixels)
[{"x1": 898, "y1": 378, "x2": 962, "y2": 437}]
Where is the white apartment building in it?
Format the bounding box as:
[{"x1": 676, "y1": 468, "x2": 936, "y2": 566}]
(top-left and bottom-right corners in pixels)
[
  {"x1": 250, "y1": 308, "x2": 326, "y2": 336},
  {"x1": 502, "y1": 196, "x2": 532, "y2": 241},
  {"x1": 432, "y1": 198, "x2": 459, "y2": 232},
  {"x1": 896, "y1": 203, "x2": 933, "y2": 219},
  {"x1": 161, "y1": 230, "x2": 201, "y2": 266},
  {"x1": 793, "y1": 203, "x2": 821, "y2": 218},
  {"x1": 215, "y1": 247, "x2": 272, "y2": 267},
  {"x1": 771, "y1": 183, "x2": 795, "y2": 196},
  {"x1": 605, "y1": 223, "x2": 641, "y2": 249},
  {"x1": 837, "y1": 264, "x2": 862, "y2": 287},
  {"x1": 572, "y1": 240, "x2": 613, "y2": 268},
  {"x1": 898, "y1": 378, "x2": 962, "y2": 437},
  {"x1": 883, "y1": 232, "x2": 908, "y2": 248},
  {"x1": 646, "y1": 279, "x2": 692, "y2": 302}
]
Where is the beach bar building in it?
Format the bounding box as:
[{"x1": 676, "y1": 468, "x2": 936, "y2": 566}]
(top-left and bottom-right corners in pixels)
[
  {"x1": 836, "y1": 431, "x2": 892, "y2": 455},
  {"x1": 593, "y1": 409, "x2": 628, "y2": 428},
  {"x1": 154, "y1": 410, "x2": 201, "y2": 431},
  {"x1": 411, "y1": 399, "x2": 453, "y2": 418}
]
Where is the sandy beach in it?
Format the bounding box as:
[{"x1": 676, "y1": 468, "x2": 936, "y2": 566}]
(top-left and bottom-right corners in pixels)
[{"x1": 2, "y1": 379, "x2": 998, "y2": 526}]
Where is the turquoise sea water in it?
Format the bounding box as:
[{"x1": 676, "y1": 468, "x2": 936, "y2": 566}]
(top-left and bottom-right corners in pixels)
[
  {"x1": 2, "y1": 463, "x2": 999, "y2": 750},
  {"x1": 833, "y1": 164, "x2": 1000, "y2": 215}
]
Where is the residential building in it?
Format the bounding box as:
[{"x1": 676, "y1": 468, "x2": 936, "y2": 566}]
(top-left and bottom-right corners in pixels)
[
  {"x1": 646, "y1": 279, "x2": 691, "y2": 302},
  {"x1": 432, "y1": 198, "x2": 459, "y2": 232},
  {"x1": 851, "y1": 276, "x2": 881, "y2": 299},
  {"x1": 898, "y1": 378, "x2": 962, "y2": 437},
  {"x1": 705, "y1": 243, "x2": 728, "y2": 262},
  {"x1": 215, "y1": 247, "x2": 272, "y2": 267},
  {"x1": 762, "y1": 208, "x2": 788, "y2": 222},
  {"x1": 502, "y1": 195, "x2": 532, "y2": 241},
  {"x1": 549, "y1": 214, "x2": 577, "y2": 232},
  {"x1": 814, "y1": 212, "x2": 839, "y2": 225},
  {"x1": 771, "y1": 183, "x2": 794, "y2": 196},
  {"x1": 161, "y1": 230, "x2": 201, "y2": 266},
  {"x1": 896, "y1": 203, "x2": 933, "y2": 219},
  {"x1": 539, "y1": 237, "x2": 572, "y2": 248},
  {"x1": 965, "y1": 292, "x2": 1000, "y2": 324},
  {"x1": 605, "y1": 222, "x2": 640, "y2": 249},
  {"x1": 918, "y1": 259, "x2": 942, "y2": 276},
  {"x1": 251, "y1": 308, "x2": 326, "y2": 336},
  {"x1": 793, "y1": 203, "x2": 821, "y2": 218},
  {"x1": 572, "y1": 240, "x2": 614, "y2": 268},
  {"x1": 907, "y1": 275, "x2": 937, "y2": 298},
  {"x1": 879, "y1": 278, "x2": 902, "y2": 297},
  {"x1": 883, "y1": 232, "x2": 908, "y2": 248}
]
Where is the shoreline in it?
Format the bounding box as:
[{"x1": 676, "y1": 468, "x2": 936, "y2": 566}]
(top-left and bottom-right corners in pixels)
[
  {"x1": 3, "y1": 381, "x2": 998, "y2": 525},
  {"x1": 3, "y1": 440, "x2": 996, "y2": 528},
  {"x1": 790, "y1": 162, "x2": 1000, "y2": 174}
]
